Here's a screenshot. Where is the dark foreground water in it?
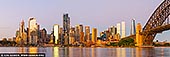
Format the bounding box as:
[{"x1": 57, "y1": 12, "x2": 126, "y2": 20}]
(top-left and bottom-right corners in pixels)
[{"x1": 0, "y1": 47, "x2": 169, "y2": 57}]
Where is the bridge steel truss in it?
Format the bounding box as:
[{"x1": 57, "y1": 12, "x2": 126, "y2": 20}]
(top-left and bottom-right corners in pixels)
[{"x1": 143, "y1": 0, "x2": 170, "y2": 45}]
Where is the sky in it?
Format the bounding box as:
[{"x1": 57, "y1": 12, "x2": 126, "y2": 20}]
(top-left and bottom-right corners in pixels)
[{"x1": 0, "y1": 0, "x2": 168, "y2": 41}]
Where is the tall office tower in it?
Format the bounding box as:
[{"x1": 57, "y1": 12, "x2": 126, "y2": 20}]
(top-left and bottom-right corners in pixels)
[
  {"x1": 63, "y1": 13, "x2": 70, "y2": 45},
  {"x1": 130, "y1": 19, "x2": 136, "y2": 35},
  {"x1": 116, "y1": 23, "x2": 121, "y2": 36},
  {"x1": 69, "y1": 27, "x2": 75, "y2": 44},
  {"x1": 28, "y1": 17, "x2": 38, "y2": 45},
  {"x1": 18, "y1": 20, "x2": 27, "y2": 44},
  {"x1": 78, "y1": 24, "x2": 84, "y2": 42},
  {"x1": 40, "y1": 28, "x2": 47, "y2": 43},
  {"x1": 121, "y1": 21, "x2": 126, "y2": 38},
  {"x1": 75, "y1": 25, "x2": 80, "y2": 42},
  {"x1": 85, "y1": 26, "x2": 90, "y2": 42},
  {"x1": 59, "y1": 27, "x2": 63, "y2": 45},
  {"x1": 54, "y1": 24, "x2": 59, "y2": 44},
  {"x1": 92, "y1": 28, "x2": 97, "y2": 43},
  {"x1": 110, "y1": 26, "x2": 117, "y2": 36}
]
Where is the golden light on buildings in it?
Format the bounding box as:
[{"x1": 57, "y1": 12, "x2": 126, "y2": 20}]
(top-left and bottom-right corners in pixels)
[
  {"x1": 136, "y1": 23, "x2": 143, "y2": 47},
  {"x1": 92, "y1": 28, "x2": 97, "y2": 44}
]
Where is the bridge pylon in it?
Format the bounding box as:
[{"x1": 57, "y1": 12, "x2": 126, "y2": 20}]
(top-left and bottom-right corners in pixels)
[{"x1": 135, "y1": 23, "x2": 143, "y2": 47}]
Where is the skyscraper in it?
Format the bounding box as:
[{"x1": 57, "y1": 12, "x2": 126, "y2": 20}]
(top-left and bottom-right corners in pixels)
[
  {"x1": 28, "y1": 17, "x2": 38, "y2": 45},
  {"x1": 110, "y1": 26, "x2": 117, "y2": 36},
  {"x1": 54, "y1": 24, "x2": 59, "y2": 44},
  {"x1": 78, "y1": 24, "x2": 84, "y2": 42},
  {"x1": 75, "y1": 25, "x2": 80, "y2": 42},
  {"x1": 121, "y1": 21, "x2": 126, "y2": 38},
  {"x1": 40, "y1": 28, "x2": 47, "y2": 44},
  {"x1": 92, "y1": 28, "x2": 97, "y2": 43},
  {"x1": 116, "y1": 23, "x2": 121, "y2": 36},
  {"x1": 85, "y1": 26, "x2": 90, "y2": 42},
  {"x1": 69, "y1": 27, "x2": 75, "y2": 44},
  {"x1": 130, "y1": 19, "x2": 136, "y2": 35},
  {"x1": 16, "y1": 20, "x2": 27, "y2": 44},
  {"x1": 63, "y1": 14, "x2": 70, "y2": 45}
]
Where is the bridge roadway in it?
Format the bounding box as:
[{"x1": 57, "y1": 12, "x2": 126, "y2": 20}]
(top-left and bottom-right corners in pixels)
[{"x1": 123, "y1": 24, "x2": 170, "y2": 39}]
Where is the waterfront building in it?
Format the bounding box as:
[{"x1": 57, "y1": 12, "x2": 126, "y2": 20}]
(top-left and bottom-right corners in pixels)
[
  {"x1": 116, "y1": 23, "x2": 121, "y2": 37},
  {"x1": 40, "y1": 28, "x2": 47, "y2": 43},
  {"x1": 78, "y1": 24, "x2": 84, "y2": 42},
  {"x1": 54, "y1": 24, "x2": 60, "y2": 44},
  {"x1": 92, "y1": 28, "x2": 97, "y2": 43},
  {"x1": 63, "y1": 13, "x2": 70, "y2": 45},
  {"x1": 59, "y1": 27, "x2": 63, "y2": 45},
  {"x1": 110, "y1": 26, "x2": 117, "y2": 36},
  {"x1": 85, "y1": 26, "x2": 90, "y2": 42},
  {"x1": 69, "y1": 27, "x2": 75, "y2": 44},
  {"x1": 130, "y1": 19, "x2": 136, "y2": 35},
  {"x1": 121, "y1": 21, "x2": 126, "y2": 38},
  {"x1": 19, "y1": 20, "x2": 27, "y2": 44},
  {"x1": 75, "y1": 25, "x2": 80, "y2": 42},
  {"x1": 28, "y1": 17, "x2": 39, "y2": 45}
]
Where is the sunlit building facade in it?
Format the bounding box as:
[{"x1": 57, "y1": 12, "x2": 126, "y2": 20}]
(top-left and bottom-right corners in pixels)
[
  {"x1": 121, "y1": 21, "x2": 125, "y2": 38},
  {"x1": 92, "y1": 28, "x2": 97, "y2": 43},
  {"x1": 85, "y1": 26, "x2": 90, "y2": 42},
  {"x1": 116, "y1": 23, "x2": 121, "y2": 36},
  {"x1": 54, "y1": 24, "x2": 60, "y2": 44},
  {"x1": 28, "y1": 17, "x2": 39, "y2": 45}
]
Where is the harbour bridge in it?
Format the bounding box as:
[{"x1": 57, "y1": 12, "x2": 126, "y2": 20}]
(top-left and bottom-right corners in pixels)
[{"x1": 125, "y1": 0, "x2": 170, "y2": 46}]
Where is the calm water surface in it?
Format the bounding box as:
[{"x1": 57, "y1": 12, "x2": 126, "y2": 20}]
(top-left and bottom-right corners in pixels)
[{"x1": 0, "y1": 47, "x2": 169, "y2": 57}]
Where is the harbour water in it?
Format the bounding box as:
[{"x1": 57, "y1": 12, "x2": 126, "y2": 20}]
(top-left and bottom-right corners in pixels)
[{"x1": 0, "y1": 47, "x2": 169, "y2": 57}]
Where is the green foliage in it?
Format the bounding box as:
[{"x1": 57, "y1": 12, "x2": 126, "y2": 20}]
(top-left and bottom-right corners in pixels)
[{"x1": 118, "y1": 38, "x2": 135, "y2": 47}]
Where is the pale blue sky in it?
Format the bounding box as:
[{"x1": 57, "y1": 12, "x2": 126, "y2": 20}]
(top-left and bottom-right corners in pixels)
[{"x1": 0, "y1": 0, "x2": 168, "y2": 41}]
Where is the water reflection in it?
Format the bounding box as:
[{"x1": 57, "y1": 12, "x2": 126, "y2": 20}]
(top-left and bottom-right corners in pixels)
[
  {"x1": 54, "y1": 47, "x2": 59, "y2": 57},
  {"x1": 0, "y1": 47, "x2": 170, "y2": 57}
]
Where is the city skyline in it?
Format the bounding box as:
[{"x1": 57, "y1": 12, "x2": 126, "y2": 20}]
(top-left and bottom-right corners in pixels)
[{"x1": 0, "y1": 0, "x2": 169, "y2": 41}]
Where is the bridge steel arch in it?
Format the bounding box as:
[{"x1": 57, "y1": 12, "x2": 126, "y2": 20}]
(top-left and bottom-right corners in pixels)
[{"x1": 143, "y1": 0, "x2": 170, "y2": 45}]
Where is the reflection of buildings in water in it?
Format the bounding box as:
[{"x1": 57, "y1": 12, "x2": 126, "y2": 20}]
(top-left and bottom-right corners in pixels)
[
  {"x1": 144, "y1": 48, "x2": 155, "y2": 57},
  {"x1": 131, "y1": 48, "x2": 135, "y2": 57},
  {"x1": 122, "y1": 48, "x2": 126, "y2": 57},
  {"x1": 69, "y1": 47, "x2": 73, "y2": 57},
  {"x1": 18, "y1": 47, "x2": 26, "y2": 53},
  {"x1": 60, "y1": 47, "x2": 69, "y2": 57},
  {"x1": 92, "y1": 48, "x2": 95, "y2": 57},
  {"x1": 29, "y1": 47, "x2": 37, "y2": 53},
  {"x1": 135, "y1": 48, "x2": 142, "y2": 57},
  {"x1": 85, "y1": 48, "x2": 90, "y2": 57},
  {"x1": 116, "y1": 48, "x2": 126, "y2": 57},
  {"x1": 54, "y1": 47, "x2": 59, "y2": 57}
]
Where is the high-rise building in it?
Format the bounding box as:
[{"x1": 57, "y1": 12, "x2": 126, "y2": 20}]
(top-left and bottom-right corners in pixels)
[
  {"x1": 54, "y1": 24, "x2": 60, "y2": 44},
  {"x1": 78, "y1": 24, "x2": 84, "y2": 42},
  {"x1": 121, "y1": 21, "x2": 126, "y2": 38},
  {"x1": 130, "y1": 19, "x2": 136, "y2": 35},
  {"x1": 19, "y1": 20, "x2": 27, "y2": 44},
  {"x1": 28, "y1": 17, "x2": 38, "y2": 45},
  {"x1": 69, "y1": 27, "x2": 75, "y2": 44},
  {"x1": 75, "y1": 25, "x2": 80, "y2": 42},
  {"x1": 92, "y1": 28, "x2": 97, "y2": 43},
  {"x1": 59, "y1": 27, "x2": 63, "y2": 45},
  {"x1": 116, "y1": 23, "x2": 121, "y2": 36},
  {"x1": 110, "y1": 26, "x2": 117, "y2": 36},
  {"x1": 85, "y1": 26, "x2": 90, "y2": 42},
  {"x1": 63, "y1": 13, "x2": 70, "y2": 45},
  {"x1": 40, "y1": 28, "x2": 47, "y2": 43}
]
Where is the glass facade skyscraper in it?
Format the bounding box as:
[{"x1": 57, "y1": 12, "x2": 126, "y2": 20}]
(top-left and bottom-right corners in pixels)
[{"x1": 63, "y1": 14, "x2": 70, "y2": 45}]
